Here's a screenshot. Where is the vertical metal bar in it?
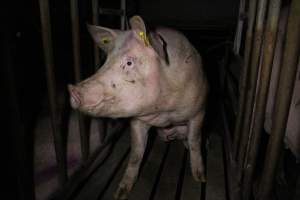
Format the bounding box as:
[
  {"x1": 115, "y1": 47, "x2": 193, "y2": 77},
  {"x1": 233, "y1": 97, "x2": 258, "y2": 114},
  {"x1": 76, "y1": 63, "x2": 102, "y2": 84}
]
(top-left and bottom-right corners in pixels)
[
  {"x1": 233, "y1": 0, "x2": 258, "y2": 159},
  {"x1": 237, "y1": 0, "x2": 268, "y2": 166},
  {"x1": 92, "y1": 0, "x2": 100, "y2": 69},
  {"x1": 92, "y1": 0, "x2": 107, "y2": 144},
  {"x1": 70, "y1": 0, "x2": 89, "y2": 161},
  {"x1": 241, "y1": 1, "x2": 282, "y2": 200},
  {"x1": 70, "y1": 0, "x2": 82, "y2": 82},
  {"x1": 221, "y1": 102, "x2": 241, "y2": 200},
  {"x1": 38, "y1": 0, "x2": 68, "y2": 185},
  {"x1": 233, "y1": 0, "x2": 246, "y2": 55},
  {"x1": 120, "y1": 0, "x2": 126, "y2": 30},
  {"x1": 258, "y1": 0, "x2": 300, "y2": 199}
]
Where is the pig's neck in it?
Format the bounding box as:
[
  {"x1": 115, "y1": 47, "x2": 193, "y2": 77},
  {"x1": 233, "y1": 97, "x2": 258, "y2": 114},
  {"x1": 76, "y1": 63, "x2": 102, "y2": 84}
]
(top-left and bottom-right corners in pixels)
[{"x1": 135, "y1": 72, "x2": 180, "y2": 125}]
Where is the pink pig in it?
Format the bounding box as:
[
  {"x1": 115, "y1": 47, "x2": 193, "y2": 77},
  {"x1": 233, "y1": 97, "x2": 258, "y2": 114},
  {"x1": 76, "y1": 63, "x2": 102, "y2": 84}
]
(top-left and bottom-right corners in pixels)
[{"x1": 68, "y1": 16, "x2": 208, "y2": 199}]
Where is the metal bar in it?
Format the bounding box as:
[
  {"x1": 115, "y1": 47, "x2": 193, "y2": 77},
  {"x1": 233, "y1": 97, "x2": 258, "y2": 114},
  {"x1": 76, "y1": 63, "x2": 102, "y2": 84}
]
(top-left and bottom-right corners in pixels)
[
  {"x1": 258, "y1": 0, "x2": 300, "y2": 199},
  {"x1": 57, "y1": 122, "x2": 126, "y2": 199},
  {"x1": 92, "y1": 0, "x2": 100, "y2": 69},
  {"x1": 92, "y1": 0, "x2": 106, "y2": 144},
  {"x1": 70, "y1": 0, "x2": 82, "y2": 82},
  {"x1": 233, "y1": 0, "x2": 246, "y2": 55},
  {"x1": 38, "y1": 0, "x2": 68, "y2": 185},
  {"x1": 221, "y1": 102, "x2": 241, "y2": 200},
  {"x1": 233, "y1": 0, "x2": 258, "y2": 159},
  {"x1": 120, "y1": 0, "x2": 126, "y2": 30},
  {"x1": 59, "y1": 143, "x2": 112, "y2": 199},
  {"x1": 237, "y1": 0, "x2": 268, "y2": 167},
  {"x1": 241, "y1": 1, "x2": 282, "y2": 200},
  {"x1": 70, "y1": 0, "x2": 89, "y2": 161}
]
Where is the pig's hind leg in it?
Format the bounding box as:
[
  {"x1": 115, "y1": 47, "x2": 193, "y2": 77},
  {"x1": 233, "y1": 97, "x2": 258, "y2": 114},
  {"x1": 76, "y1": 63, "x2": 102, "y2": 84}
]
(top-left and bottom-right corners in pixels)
[
  {"x1": 114, "y1": 119, "x2": 150, "y2": 200},
  {"x1": 187, "y1": 111, "x2": 206, "y2": 182}
]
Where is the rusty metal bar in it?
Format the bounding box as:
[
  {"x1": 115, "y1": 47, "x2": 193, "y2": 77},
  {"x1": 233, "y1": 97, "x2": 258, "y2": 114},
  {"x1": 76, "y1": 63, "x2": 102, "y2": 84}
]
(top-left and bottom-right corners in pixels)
[
  {"x1": 120, "y1": 0, "x2": 126, "y2": 30},
  {"x1": 233, "y1": 0, "x2": 246, "y2": 55},
  {"x1": 70, "y1": 0, "x2": 89, "y2": 161},
  {"x1": 258, "y1": 0, "x2": 300, "y2": 199},
  {"x1": 233, "y1": 0, "x2": 258, "y2": 159},
  {"x1": 38, "y1": 0, "x2": 68, "y2": 185},
  {"x1": 241, "y1": 1, "x2": 282, "y2": 200},
  {"x1": 237, "y1": 0, "x2": 268, "y2": 166}
]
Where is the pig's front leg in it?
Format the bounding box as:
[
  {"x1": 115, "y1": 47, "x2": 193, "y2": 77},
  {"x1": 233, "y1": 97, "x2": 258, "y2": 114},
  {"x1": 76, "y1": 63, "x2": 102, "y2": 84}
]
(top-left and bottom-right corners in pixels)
[
  {"x1": 114, "y1": 119, "x2": 150, "y2": 200},
  {"x1": 188, "y1": 111, "x2": 206, "y2": 182}
]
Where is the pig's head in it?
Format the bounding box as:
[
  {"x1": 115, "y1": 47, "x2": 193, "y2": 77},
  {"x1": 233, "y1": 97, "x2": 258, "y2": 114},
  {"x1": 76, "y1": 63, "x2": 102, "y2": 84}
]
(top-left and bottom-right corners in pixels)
[{"x1": 68, "y1": 16, "x2": 168, "y2": 118}]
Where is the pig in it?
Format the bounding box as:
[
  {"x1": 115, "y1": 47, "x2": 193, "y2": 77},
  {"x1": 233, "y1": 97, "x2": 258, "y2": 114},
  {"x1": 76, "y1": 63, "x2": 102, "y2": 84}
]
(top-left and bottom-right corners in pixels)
[{"x1": 68, "y1": 16, "x2": 208, "y2": 199}]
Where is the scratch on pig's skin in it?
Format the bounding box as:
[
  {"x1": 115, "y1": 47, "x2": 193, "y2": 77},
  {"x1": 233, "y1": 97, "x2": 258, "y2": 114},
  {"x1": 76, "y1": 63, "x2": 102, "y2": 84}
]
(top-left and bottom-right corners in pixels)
[
  {"x1": 125, "y1": 79, "x2": 136, "y2": 84},
  {"x1": 185, "y1": 54, "x2": 192, "y2": 64}
]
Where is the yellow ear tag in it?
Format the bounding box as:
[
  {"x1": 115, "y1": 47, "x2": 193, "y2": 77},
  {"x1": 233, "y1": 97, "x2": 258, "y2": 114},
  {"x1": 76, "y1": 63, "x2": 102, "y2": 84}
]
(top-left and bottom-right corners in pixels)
[
  {"x1": 139, "y1": 31, "x2": 149, "y2": 46},
  {"x1": 101, "y1": 37, "x2": 109, "y2": 44}
]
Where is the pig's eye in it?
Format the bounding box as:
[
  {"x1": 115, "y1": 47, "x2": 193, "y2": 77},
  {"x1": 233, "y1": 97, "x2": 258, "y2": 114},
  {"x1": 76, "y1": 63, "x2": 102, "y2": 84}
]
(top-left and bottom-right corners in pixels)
[
  {"x1": 122, "y1": 57, "x2": 135, "y2": 69},
  {"x1": 121, "y1": 56, "x2": 134, "y2": 70}
]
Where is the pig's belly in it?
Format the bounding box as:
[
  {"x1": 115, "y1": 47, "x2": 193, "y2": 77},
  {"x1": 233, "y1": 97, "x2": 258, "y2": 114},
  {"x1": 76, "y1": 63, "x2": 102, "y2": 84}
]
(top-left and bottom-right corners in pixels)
[
  {"x1": 137, "y1": 111, "x2": 190, "y2": 128},
  {"x1": 157, "y1": 125, "x2": 188, "y2": 141},
  {"x1": 138, "y1": 112, "x2": 191, "y2": 141}
]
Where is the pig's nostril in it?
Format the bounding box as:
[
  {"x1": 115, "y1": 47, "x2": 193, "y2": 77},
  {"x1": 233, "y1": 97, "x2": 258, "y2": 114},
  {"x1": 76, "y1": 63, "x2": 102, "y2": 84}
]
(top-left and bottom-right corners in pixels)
[{"x1": 68, "y1": 84, "x2": 81, "y2": 108}]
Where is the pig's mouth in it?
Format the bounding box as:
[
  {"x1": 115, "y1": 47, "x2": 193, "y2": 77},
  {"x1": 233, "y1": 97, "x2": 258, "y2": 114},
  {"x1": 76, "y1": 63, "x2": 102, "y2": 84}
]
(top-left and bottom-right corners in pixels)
[
  {"x1": 68, "y1": 87, "x2": 103, "y2": 111},
  {"x1": 68, "y1": 84, "x2": 118, "y2": 116},
  {"x1": 85, "y1": 97, "x2": 106, "y2": 108},
  {"x1": 84, "y1": 96, "x2": 117, "y2": 115}
]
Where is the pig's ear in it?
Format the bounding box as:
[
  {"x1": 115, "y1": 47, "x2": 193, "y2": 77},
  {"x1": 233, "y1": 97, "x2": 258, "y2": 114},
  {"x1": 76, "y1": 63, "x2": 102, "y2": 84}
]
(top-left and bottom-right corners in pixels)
[
  {"x1": 129, "y1": 16, "x2": 169, "y2": 64},
  {"x1": 129, "y1": 15, "x2": 147, "y2": 33},
  {"x1": 149, "y1": 32, "x2": 169, "y2": 64},
  {"x1": 129, "y1": 16, "x2": 150, "y2": 46},
  {"x1": 87, "y1": 24, "x2": 118, "y2": 53}
]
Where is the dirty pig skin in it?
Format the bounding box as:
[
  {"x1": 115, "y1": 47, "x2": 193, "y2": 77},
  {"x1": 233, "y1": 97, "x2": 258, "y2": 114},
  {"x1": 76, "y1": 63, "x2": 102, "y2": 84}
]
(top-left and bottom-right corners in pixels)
[{"x1": 68, "y1": 16, "x2": 208, "y2": 199}]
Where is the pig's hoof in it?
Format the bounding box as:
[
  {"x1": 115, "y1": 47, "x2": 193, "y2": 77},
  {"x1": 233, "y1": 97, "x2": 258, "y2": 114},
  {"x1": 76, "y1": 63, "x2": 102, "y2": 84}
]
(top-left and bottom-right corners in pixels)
[
  {"x1": 193, "y1": 169, "x2": 206, "y2": 183},
  {"x1": 114, "y1": 185, "x2": 131, "y2": 200}
]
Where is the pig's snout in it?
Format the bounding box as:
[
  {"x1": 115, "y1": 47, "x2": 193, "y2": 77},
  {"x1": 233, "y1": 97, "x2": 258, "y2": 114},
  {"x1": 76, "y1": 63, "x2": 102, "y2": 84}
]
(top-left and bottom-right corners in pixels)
[
  {"x1": 68, "y1": 84, "x2": 81, "y2": 109},
  {"x1": 68, "y1": 82, "x2": 105, "y2": 110}
]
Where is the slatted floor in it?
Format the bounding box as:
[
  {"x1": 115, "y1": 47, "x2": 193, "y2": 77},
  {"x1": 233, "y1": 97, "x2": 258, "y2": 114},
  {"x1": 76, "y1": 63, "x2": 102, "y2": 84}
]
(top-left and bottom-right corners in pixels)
[{"x1": 74, "y1": 130, "x2": 226, "y2": 200}]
